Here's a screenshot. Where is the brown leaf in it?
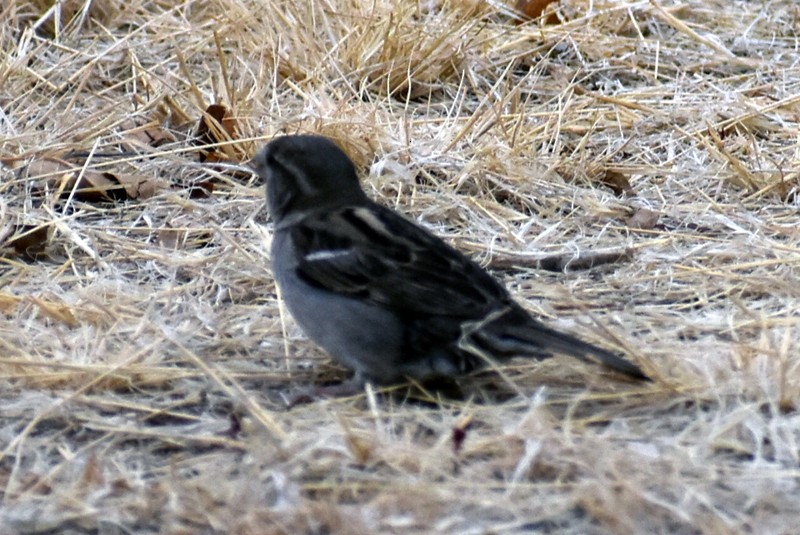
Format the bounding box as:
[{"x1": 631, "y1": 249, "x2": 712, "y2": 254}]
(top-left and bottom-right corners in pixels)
[
  {"x1": 18, "y1": 158, "x2": 75, "y2": 186},
  {"x1": 345, "y1": 433, "x2": 373, "y2": 465},
  {"x1": 74, "y1": 171, "x2": 129, "y2": 201},
  {"x1": 20, "y1": 158, "x2": 128, "y2": 202},
  {"x1": 207, "y1": 104, "x2": 238, "y2": 138},
  {"x1": 188, "y1": 180, "x2": 215, "y2": 199},
  {"x1": 194, "y1": 104, "x2": 243, "y2": 163},
  {"x1": 514, "y1": 0, "x2": 560, "y2": 24},
  {"x1": 79, "y1": 452, "x2": 105, "y2": 490},
  {"x1": 110, "y1": 173, "x2": 166, "y2": 199},
  {"x1": 600, "y1": 170, "x2": 635, "y2": 197},
  {"x1": 122, "y1": 122, "x2": 177, "y2": 149},
  {"x1": 156, "y1": 227, "x2": 186, "y2": 249},
  {"x1": 0, "y1": 294, "x2": 22, "y2": 314},
  {"x1": 3, "y1": 224, "x2": 49, "y2": 260},
  {"x1": 155, "y1": 225, "x2": 214, "y2": 250},
  {"x1": 452, "y1": 414, "x2": 473, "y2": 454},
  {"x1": 30, "y1": 296, "x2": 79, "y2": 328},
  {"x1": 136, "y1": 179, "x2": 167, "y2": 200},
  {"x1": 19, "y1": 158, "x2": 168, "y2": 202},
  {"x1": 626, "y1": 208, "x2": 660, "y2": 230}
]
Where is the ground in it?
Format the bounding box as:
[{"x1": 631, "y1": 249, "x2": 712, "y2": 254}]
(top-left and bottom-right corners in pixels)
[{"x1": 1, "y1": 0, "x2": 799, "y2": 533}]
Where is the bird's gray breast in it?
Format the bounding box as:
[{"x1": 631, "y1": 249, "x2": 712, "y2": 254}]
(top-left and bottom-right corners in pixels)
[{"x1": 270, "y1": 229, "x2": 408, "y2": 383}]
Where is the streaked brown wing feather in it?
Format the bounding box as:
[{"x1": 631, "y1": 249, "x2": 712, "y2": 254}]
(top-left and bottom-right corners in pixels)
[{"x1": 290, "y1": 203, "x2": 511, "y2": 318}]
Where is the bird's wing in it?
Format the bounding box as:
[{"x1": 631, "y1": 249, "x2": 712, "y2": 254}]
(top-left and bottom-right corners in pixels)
[
  {"x1": 287, "y1": 202, "x2": 648, "y2": 380},
  {"x1": 288, "y1": 202, "x2": 510, "y2": 317}
]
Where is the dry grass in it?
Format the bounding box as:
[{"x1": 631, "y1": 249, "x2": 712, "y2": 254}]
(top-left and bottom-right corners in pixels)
[{"x1": 2, "y1": 0, "x2": 800, "y2": 533}]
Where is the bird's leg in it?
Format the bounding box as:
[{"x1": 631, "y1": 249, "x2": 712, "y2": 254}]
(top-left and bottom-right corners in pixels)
[{"x1": 283, "y1": 372, "x2": 368, "y2": 407}]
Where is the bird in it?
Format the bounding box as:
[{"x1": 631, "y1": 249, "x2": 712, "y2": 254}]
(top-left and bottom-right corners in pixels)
[{"x1": 249, "y1": 134, "x2": 647, "y2": 388}]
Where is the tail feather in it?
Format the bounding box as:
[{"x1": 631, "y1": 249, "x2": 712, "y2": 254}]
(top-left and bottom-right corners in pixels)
[{"x1": 467, "y1": 313, "x2": 648, "y2": 380}]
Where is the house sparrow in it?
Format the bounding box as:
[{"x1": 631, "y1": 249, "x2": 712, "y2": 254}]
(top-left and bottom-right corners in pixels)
[{"x1": 250, "y1": 134, "x2": 647, "y2": 387}]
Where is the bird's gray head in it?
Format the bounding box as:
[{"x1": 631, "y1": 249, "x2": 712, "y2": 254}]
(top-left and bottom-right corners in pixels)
[{"x1": 251, "y1": 135, "x2": 367, "y2": 223}]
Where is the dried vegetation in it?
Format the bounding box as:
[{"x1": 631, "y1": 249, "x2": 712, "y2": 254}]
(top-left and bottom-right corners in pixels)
[{"x1": 1, "y1": 0, "x2": 800, "y2": 533}]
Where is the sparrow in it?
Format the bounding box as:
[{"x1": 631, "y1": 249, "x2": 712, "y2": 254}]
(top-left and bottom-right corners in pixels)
[{"x1": 250, "y1": 134, "x2": 647, "y2": 387}]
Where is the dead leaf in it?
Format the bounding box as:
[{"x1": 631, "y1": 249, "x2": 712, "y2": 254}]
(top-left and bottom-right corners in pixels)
[
  {"x1": 121, "y1": 121, "x2": 177, "y2": 149},
  {"x1": 142, "y1": 126, "x2": 176, "y2": 146},
  {"x1": 345, "y1": 433, "x2": 373, "y2": 465},
  {"x1": 155, "y1": 225, "x2": 214, "y2": 250},
  {"x1": 18, "y1": 158, "x2": 167, "y2": 202},
  {"x1": 111, "y1": 173, "x2": 166, "y2": 199},
  {"x1": 557, "y1": 163, "x2": 635, "y2": 197},
  {"x1": 452, "y1": 414, "x2": 473, "y2": 454},
  {"x1": 514, "y1": 0, "x2": 560, "y2": 24},
  {"x1": 79, "y1": 452, "x2": 105, "y2": 490},
  {"x1": 67, "y1": 170, "x2": 132, "y2": 201},
  {"x1": 137, "y1": 179, "x2": 167, "y2": 200},
  {"x1": 2, "y1": 224, "x2": 49, "y2": 260},
  {"x1": 188, "y1": 180, "x2": 214, "y2": 199},
  {"x1": 0, "y1": 294, "x2": 22, "y2": 314},
  {"x1": 194, "y1": 104, "x2": 244, "y2": 163},
  {"x1": 26, "y1": 0, "x2": 113, "y2": 38},
  {"x1": 30, "y1": 296, "x2": 79, "y2": 328},
  {"x1": 20, "y1": 158, "x2": 128, "y2": 202},
  {"x1": 156, "y1": 227, "x2": 186, "y2": 249},
  {"x1": 626, "y1": 208, "x2": 660, "y2": 230},
  {"x1": 17, "y1": 157, "x2": 75, "y2": 187},
  {"x1": 600, "y1": 170, "x2": 635, "y2": 197},
  {"x1": 207, "y1": 104, "x2": 237, "y2": 138}
]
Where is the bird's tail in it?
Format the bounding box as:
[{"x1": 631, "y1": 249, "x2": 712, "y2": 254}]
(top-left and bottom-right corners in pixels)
[{"x1": 462, "y1": 309, "x2": 648, "y2": 380}]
